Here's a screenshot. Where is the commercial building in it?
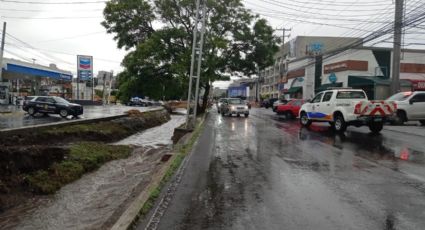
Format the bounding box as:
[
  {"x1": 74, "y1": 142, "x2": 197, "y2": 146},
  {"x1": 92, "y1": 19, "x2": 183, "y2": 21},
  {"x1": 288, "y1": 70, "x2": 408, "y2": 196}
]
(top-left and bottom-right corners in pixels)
[
  {"x1": 259, "y1": 36, "x2": 362, "y2": 99},
  {"x1": 259, "y1": 36, "x2": 425, "y2": 100},
  {"x1": 0, "y1": 58, "x2": 73, "y2": 104}
]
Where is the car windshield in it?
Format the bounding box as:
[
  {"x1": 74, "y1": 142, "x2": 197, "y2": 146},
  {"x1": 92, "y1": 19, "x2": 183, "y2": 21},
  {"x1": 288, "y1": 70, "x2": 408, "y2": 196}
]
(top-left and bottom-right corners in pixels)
[
  {"x1": 336, "y1": 91, "x2": 366, "y2": 99},
  {"x1": 387, "y1": 92, "x2": 412, "y2": 101},
  {"x1": 54, "y1": 97, "x2": 70, "y2": 104},
  {"x1": 228, "y1": 99, "x2": 243, "y2": 104}
]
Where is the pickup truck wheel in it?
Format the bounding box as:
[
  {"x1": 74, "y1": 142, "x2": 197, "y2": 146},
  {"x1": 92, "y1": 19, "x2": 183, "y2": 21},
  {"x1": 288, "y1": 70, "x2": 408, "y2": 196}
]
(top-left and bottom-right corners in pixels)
[
  {"x1": 394, "y1": 111, "x2": 406, "y2": 125},
  {"x1": 27, "y1": 107, "x2": 36, "y2": 116},
  {"x1": 59, "y1": 109, "x2": 69, "y2": 118},
  {"x1": 369, "y1": 122, "x2": 383, "y2": 133},
  {"x1": 245, "y1": 114, "x2": 249, "y2": 118},
  {"x1": 420, "y1": 120, "x2": 425, "y2": 126},
  {"x1": 334, "y1": 115, "x2": 347, "y2": 132},
  {"x1": 300, "y1": 112, "x2": 311, "y2": 127}
]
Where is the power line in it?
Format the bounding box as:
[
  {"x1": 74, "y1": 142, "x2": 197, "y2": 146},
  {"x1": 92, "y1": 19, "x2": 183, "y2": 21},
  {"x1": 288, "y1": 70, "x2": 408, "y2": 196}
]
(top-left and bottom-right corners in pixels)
[
  {"x1": 0, "y1": 0, "x2": 106, "y2": 4},
  {"x1": 0, "y1": 7, "x2": 103, "y2": 12},
  {"x1": 1, "y1": 16, "x2": 101, "y2": 20},
  {"x1": 34, "y1": 31, "x2": 105, "y2": 43}
]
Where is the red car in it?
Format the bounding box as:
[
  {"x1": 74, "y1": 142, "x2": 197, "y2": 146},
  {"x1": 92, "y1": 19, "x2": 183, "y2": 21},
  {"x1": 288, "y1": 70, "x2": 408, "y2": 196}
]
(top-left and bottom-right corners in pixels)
[{"x1": 276, "y1": 99, "x2": 306, "y2": 119}]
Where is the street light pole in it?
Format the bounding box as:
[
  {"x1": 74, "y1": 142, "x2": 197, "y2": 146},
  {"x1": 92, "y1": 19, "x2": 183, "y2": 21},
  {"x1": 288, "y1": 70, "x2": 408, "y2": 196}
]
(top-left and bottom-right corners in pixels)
[
  {"x1": 185, "y1": 0, "x2": 207, "y2": 130},
  {"x1": 0, "y1": 22, "x2": 6, "y2": 82},
  {"x1": 391, "y1": 0, "x2": 404, "y2": 94}
]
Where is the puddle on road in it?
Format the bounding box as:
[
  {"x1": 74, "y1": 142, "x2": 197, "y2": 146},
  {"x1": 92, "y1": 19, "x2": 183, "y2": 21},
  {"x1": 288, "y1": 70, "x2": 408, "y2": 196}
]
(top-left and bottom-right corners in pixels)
[
  {"x1": 290, "y1": 124, "x2": 425, "y2": 166},
  {"x1": 0, "y1": 115, "x2": 185, "y2": 230}
]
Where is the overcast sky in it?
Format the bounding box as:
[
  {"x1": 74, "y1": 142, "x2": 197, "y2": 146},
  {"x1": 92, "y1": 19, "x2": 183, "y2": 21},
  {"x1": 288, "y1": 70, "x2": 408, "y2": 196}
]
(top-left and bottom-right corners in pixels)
[{"x1": 0, "y1": 0, "x2": 423, "y2": 88}]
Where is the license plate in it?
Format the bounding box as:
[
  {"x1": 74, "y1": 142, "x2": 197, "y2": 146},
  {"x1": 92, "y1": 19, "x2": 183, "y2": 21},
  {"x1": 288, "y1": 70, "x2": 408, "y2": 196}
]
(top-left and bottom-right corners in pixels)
[{"x1": 374, "y1": 118, "x2": 382, "y2": 122}]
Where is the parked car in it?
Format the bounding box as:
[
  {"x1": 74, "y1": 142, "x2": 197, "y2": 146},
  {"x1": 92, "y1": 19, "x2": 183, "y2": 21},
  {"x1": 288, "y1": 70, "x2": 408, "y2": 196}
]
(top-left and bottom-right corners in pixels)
[
  {"x1": 276, "y1": 99, "x2": 306, "y2": 119},
  {"x1": 216, "y1": 98, "x2": 227, "y2": 113},
  {"x1": 299, "y1": 89, "x2": 396, "y2": 133},
  {"x1": 386, "y1": 91, "x2": 425, "y2": 125},
  {"x1": 23, "y1": 96, "x2": 83, "y2": 118},
  {"x1": 272, "y1": 99, "x2": 288, "y2": 112},
  {"x1": 262, "y1": 98, "x2": 278, "y2": 109},
  {"x1": 220, "y1": 98, "x2": 249, "y2": 117},
  {"x1": 23, "y1": 96, "x2": 35, "y2": 107},
  {"x1": 128, "y1": 97, "x2": 149, "y2": 106}
]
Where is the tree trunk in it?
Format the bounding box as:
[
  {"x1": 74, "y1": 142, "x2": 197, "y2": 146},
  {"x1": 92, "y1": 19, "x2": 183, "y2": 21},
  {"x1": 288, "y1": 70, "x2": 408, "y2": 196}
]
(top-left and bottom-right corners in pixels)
[{"x1": 198, "y1": 82, "x2": 210, "y2": 114}]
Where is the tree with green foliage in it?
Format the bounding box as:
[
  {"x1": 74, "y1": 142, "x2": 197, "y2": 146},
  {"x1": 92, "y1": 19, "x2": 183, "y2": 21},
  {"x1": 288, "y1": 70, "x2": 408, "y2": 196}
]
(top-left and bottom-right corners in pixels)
[{"x1": 102, "y1": 0, "x2": 278, "y2": 110}]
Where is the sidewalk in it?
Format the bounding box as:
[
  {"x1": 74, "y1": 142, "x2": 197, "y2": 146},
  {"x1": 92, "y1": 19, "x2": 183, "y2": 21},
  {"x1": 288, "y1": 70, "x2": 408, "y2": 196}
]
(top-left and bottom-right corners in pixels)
[
  {"x1": 384, "y1": 122, "x2": 425, "y2": 137},
  {"x1": 0, "y1": 105, "x2": 19, "y2": 113}
]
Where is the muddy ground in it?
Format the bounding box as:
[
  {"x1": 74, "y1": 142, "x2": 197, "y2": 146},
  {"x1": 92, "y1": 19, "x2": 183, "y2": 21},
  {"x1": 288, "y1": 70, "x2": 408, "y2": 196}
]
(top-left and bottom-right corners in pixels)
[{"x1": 0, "y1": 109, "x2": 170, "y2": 214}]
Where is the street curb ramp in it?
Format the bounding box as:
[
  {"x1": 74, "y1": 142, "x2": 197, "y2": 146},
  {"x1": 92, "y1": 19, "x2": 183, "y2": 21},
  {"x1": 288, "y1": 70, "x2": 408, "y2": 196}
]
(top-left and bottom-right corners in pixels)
[{"x1": 110, "y1": 112, "x2": 209, "y2": 230}]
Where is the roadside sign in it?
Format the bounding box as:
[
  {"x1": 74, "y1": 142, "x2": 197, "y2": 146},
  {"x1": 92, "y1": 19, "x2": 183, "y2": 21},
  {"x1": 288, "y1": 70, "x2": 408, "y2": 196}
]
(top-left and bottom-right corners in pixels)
[{"x1": 77, "y1": 55, "x2": 93, "y2": 81}]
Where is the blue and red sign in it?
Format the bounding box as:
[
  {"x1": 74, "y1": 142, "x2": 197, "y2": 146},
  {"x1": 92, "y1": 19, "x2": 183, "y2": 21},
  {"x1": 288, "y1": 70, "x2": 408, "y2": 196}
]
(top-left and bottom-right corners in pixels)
[{"x1": 77, "y1": 55, "x2": 93, "y2": 81}]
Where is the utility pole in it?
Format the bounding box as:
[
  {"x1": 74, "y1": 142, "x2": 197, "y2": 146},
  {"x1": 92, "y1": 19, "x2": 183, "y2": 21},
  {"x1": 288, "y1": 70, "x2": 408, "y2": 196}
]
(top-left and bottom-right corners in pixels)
[
  {"x1": 391, "y1": 0, "x2": 404, "y2": 94},
  {"x1": 102, "y1": 73, "x2": 107, "y2": 105},
  {"x1": 0, "y1": 22, "x2": 6, "y2": 82},
  {"x1": 255, "y1": 65, "x2": 259, "y2": 103},
  {"x1": 276, "y1": 28, "x2": 291, "y2": 99},
  {"x1": 107, "y1": 70, "x2": 113, "y2": 105},
  {"x1": 185, "y1": 0, "x2": 207, "y2": 129},
  {"x1": 92, "y1": 73, "x2": 95, "y2": 102}
]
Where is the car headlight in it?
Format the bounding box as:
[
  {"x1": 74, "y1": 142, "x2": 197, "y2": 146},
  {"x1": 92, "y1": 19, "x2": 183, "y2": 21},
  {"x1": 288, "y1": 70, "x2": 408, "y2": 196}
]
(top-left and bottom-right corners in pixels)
[
  {"x1": 245, "y1": 106, "x2": 248, "y2": 109},
  {"x1": 231, "y1": 106, "x2": 235, "y2": 110}
]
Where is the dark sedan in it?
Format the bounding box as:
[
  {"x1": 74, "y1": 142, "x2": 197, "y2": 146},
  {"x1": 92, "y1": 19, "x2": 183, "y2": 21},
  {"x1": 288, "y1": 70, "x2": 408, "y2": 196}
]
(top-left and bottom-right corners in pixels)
[{"x1": 23, "y1": 96, "x2": 83, "y2": 118}]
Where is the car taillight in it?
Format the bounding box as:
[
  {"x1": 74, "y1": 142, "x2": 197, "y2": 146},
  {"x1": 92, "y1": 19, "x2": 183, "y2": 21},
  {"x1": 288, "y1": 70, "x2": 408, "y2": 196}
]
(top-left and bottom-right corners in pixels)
[{"x1": 354, "y1": 103, "x2": 362, "y2": 114}]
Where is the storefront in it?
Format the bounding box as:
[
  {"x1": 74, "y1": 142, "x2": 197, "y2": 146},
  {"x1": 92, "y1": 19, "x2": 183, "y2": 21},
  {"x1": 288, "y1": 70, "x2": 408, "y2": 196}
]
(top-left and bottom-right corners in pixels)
[{"x1": 0, "y1": 58, "x2": 73, "y2": 104}]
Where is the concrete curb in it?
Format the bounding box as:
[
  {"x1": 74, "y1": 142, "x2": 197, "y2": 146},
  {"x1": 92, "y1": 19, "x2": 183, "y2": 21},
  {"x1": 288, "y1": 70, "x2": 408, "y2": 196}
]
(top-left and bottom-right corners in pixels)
[
  {"x1": 110, "y1": 150, "x2": 177, "y2": 230},
  {"x1": 110, "y1": 112, "x2": 208, "y2": 230},
  {"x1": 0, "y1": 108, "x2": 164, "y2": 133}
]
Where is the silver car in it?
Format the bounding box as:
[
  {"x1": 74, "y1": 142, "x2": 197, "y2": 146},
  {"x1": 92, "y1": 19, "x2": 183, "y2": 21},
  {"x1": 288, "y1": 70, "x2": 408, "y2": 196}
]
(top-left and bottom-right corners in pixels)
[
  {"x1": 220, "y1": 98, "x2": 249, "y2": 117},
  {"x1": 216, "y1": 98, "x2": 227, "y2": 113}
]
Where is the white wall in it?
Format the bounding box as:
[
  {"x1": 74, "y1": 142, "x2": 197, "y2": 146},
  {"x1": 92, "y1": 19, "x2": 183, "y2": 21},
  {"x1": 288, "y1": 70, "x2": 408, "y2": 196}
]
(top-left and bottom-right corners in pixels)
[
  {"x1": 321, "y1": 49, "x2": 380, "y2": 86},
  {"x1": 72, "y1": 83, "x2": 93, "y2": 100},
  {"x1": 400, "y1": 51, "x2": 425, "y2": 80}
]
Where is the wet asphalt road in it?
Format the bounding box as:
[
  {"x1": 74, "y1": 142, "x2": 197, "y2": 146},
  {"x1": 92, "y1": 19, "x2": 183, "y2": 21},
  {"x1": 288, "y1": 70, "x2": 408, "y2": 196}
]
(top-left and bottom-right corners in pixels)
[
  {"x1": 139, "y1": 108, "x2": 425, "y2": 230},
  {"x1": 0, "y1": 105, "x2": 157, "y2": 130}
]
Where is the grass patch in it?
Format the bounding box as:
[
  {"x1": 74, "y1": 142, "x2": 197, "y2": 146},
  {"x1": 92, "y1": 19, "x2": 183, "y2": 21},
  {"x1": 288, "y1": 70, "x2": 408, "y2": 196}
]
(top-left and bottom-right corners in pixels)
[
  {"x1": 129, "y1": 116, "x2": 206, "y2": 229},
  {"x1": 44, "y1": 122, "x2": 129, "y2": 136},
  {"x1": 26, "y1": 142, "x2": 132, "y2": 194}
]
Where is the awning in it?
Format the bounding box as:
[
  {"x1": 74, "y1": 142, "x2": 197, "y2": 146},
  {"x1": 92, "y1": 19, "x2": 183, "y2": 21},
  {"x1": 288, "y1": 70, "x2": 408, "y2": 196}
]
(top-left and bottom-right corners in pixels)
[
  {"x1": 348, "y1": 75, "x2": 411, "y2": 87},
  {"x1": 348, "y1": 76, "x2": 390, "y2": 86},
  {"x1": 284, "y1": 86, "x2": 302, "y2": 94},
  {"x1": 3, "y1": 63, "x2": 72, "y2": 81},
  {"x1": 401, "y1": 79, "x2": 425, "y2": 90},
  {"x1": 315, "y1": 82, "x2": 343, "y2": 92}
]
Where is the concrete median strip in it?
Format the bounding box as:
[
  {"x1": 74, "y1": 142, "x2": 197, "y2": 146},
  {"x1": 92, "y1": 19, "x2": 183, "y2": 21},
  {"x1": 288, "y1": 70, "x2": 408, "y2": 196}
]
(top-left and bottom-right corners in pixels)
[
  {"x1": 0, "y1": 108, "x2": 164, "y2": 133},
  {"x1": 110, "y1": 113, "x2": 208, "y2": 230}
]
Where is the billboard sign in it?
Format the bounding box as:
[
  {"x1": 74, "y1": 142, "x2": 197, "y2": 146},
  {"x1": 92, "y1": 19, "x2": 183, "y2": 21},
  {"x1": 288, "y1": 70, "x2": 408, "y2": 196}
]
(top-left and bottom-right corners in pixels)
[{"x1": 77, "y1": 55, "x2": 93, "y2": 81}]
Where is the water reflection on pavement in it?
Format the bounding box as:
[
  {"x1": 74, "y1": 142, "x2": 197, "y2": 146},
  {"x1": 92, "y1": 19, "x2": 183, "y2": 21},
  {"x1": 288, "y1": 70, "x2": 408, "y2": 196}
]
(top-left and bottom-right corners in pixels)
[
  {"x1": 0, "y1": 105, "x2": 158, "y2": 130},
  {"x1": 150, "y1": 108, "x2": 425, "y2": 230}
]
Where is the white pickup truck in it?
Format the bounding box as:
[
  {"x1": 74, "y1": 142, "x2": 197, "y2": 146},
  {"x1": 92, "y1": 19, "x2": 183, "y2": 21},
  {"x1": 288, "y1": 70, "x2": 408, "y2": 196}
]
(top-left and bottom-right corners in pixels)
[{"x1": 299, "y1": 88, "x2": 397, "y2": 133}]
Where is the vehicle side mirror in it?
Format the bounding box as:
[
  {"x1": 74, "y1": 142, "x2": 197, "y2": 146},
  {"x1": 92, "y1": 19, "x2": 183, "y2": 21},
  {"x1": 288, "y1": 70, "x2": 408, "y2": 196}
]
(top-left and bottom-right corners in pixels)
[{"x1": 409, "y1": 99, "x2": 416, "y2": 105}]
